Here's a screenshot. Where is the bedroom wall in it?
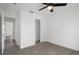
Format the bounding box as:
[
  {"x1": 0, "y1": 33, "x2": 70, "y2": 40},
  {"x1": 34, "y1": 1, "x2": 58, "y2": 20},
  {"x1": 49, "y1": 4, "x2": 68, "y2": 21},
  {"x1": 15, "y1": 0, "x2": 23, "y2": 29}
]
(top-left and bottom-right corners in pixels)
[
  {"x1": 20, "y1": 10, "x2": 35, "y2": 48},
  {"x1": 20, "y1": 10, "x2": 46, "y2": 48},
  {"x1": 14, "y1": 11, "x2": 21, "y2": 47},
  {"x1": 45, "y1": 3, "x2": 79, "y2": 51}
]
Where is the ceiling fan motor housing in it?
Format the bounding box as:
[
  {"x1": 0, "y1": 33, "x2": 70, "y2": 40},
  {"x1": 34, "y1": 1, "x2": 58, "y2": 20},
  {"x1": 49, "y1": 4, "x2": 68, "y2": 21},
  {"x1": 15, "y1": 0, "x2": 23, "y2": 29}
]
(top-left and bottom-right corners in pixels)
[{"x1": 50, "y1": 9, "x2": 53, "y2": 12}]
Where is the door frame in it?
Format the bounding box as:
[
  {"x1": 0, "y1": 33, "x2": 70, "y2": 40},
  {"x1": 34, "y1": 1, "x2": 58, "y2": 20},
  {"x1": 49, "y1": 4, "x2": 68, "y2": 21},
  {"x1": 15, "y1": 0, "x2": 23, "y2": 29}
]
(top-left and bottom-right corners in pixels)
[{"x1": 1, "y1": 12, "x2": 5, "y2": 54}]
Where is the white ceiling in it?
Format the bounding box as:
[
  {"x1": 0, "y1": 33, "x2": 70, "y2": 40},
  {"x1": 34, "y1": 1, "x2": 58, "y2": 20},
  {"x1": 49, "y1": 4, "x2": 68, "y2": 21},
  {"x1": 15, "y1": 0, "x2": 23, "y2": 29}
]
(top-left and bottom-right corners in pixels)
[
  {"x1": 0, "y1": 3, "x2": 79, "y2": 16},
  {"x1": 0, "y1": 3, "x2": 44, "y2": 12},
  {"x1": 0, "y1": 3, "x2": 53, "y2": 16}
]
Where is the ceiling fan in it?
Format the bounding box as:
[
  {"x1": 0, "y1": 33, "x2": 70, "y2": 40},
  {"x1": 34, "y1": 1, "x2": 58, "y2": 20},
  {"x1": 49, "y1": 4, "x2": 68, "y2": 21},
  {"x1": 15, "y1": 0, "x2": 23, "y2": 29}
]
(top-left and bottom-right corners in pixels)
[{"x1": 39, "y1": 3, "x2": 67, "y2": 12}]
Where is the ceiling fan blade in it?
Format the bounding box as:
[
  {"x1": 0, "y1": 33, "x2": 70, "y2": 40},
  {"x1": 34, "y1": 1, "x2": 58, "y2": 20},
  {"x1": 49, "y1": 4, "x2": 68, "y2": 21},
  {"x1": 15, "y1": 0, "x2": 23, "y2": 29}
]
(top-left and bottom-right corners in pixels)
[
  {"x1": 42, "y1": 3, "x2": 49, "y2": 5},
  {"x1": 39, "y1": 5, "x2": 48, "y2": 11},
  {"x1": 52, "y1": 3, "x2": 67, "y2": 6}
]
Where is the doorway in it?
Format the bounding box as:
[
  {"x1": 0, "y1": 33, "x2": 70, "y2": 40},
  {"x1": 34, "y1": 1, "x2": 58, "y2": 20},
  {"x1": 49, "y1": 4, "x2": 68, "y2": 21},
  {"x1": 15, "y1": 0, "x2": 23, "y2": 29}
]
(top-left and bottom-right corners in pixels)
[
  {"x1": 35, "y1": 20, "x2": 40, "y2": 44},
  {"x1": 4, "y1": 17, "x2": 16, "y2": 53}
]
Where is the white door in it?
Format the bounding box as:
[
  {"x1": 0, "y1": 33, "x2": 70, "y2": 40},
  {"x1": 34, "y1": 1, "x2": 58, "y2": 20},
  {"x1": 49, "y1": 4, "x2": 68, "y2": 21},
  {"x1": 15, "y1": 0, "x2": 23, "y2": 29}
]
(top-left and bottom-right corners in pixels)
[{"x1": 0, "y1": 14, "x2": 2, "y2": 54}]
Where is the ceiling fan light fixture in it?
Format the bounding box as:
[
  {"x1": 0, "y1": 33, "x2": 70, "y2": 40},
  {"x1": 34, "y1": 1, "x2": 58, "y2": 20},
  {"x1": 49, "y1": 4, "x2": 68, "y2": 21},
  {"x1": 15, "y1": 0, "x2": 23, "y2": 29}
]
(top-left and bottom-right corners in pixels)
[
  {"x1": 50, "y1": 9, "x2": 53, "y2": 12},
  {"x1": 47, "y1": 6, "x2": 53, "y2": 10}
]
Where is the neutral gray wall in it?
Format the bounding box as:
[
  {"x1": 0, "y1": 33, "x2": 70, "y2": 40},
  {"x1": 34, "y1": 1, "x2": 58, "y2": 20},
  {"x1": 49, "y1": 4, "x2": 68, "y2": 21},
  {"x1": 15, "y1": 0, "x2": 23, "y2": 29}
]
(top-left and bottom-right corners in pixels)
[
  {"x1": 20, "y1": 10, "x2": 35, "y2": 48},
  {"x1": 43, "y1": 4, "x2": 79, "y2": 51},
  {"x1": 20, "y1": 10, "x2": 47, "y2": 48},
  {"x1": 14, "y1": 11, "x2": 21, "y2": 47}
]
